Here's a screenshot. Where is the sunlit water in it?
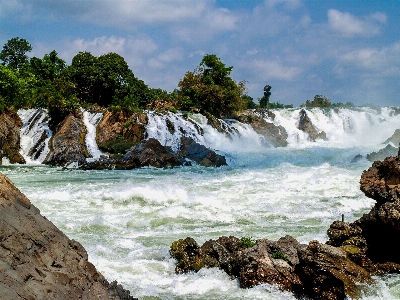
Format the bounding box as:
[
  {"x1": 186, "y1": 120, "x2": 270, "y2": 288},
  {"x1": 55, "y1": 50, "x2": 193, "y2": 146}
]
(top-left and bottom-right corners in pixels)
[{"x1": 3, "y1": 107, "x2": 400, "y2": 299}]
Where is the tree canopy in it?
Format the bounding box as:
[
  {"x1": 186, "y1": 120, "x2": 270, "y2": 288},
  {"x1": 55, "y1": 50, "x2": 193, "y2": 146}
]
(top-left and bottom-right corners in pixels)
[
  {"x1": 0, "y1": 37, "x2": 32, "y2": 70},
  {"x1": 177, "y1": 54, "x2": 247, "y2": 118}
]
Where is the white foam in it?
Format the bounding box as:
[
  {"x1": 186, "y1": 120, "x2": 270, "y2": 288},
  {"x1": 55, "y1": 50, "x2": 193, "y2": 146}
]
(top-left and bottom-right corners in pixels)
[{"x1": 82, "y1": 110, "x2": 108, "y2": 159}]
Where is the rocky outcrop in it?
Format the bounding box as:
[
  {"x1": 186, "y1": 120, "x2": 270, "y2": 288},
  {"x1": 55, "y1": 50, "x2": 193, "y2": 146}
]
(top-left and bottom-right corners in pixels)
[
  {"x1": 170, "y1": 235, "x2": 371, "y2": 299},
  {"x1": 237, "y1": 109, "x2": 288, "y2": 147},
  {"x1": 0, "y1": 110, "x2": 25, "y2": 164},
  {"x1": 80, "y1": 137, "x2": 227, "y2": 170},
  {"x1": 43, "y1": 112, "x2": 89, "y2": 167},
  {"x1": 178, "y1": 137, "x2": 227, "y2": 167},
  {"x1": 383, "y1": 129, "x2": 400, "y2": 145},
  {"x1": 297, "y1": 109, "x2": 327, "y2": 142},
  {"x1": 97, "y1": 110, "x2": 148, "y2": 155},
  {"x1": 0, "y1": 172, "x2": 134, "y2": 299}
]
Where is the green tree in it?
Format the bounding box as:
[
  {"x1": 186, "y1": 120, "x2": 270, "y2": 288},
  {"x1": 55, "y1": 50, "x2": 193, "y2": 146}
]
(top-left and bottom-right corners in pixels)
[
  {"x1": 0, "y1": 37, "x2": 32, "y2": 70},
  {"x1": 177, "y1": 54, "x2": 246, "y2": 118},
  {"x1": 304, "y1": 95, "x2": 331, "y2": 107},
  {"x1": 29, "y1": 50, "x2": 66, "y2": 81},
  {"x1": 259, "y1": 85, "x2": 271, "y2": 108}
]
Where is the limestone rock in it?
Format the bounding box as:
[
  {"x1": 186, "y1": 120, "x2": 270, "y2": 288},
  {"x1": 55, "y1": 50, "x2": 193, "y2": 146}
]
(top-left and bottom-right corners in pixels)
[
  {"x1": 0, "y1": 110, "x2": 25, "y2": 164},
  {"x1": 43, "y1": 113, "x2": 89, "y2": 166},
  {"x1": 0, "y1": 172, "x2": 134, "y2": 299}
]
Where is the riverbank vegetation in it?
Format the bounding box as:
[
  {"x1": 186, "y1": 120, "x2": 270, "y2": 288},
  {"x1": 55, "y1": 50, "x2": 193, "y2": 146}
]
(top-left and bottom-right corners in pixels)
[{"x1": 1, "y1": 37, "x2": 362, "y2": 119}]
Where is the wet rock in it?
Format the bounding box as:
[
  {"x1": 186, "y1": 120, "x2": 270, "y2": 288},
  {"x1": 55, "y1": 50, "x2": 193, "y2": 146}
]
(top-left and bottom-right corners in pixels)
[
  {"x1": 237, "y1": 110, "x2": 288, "y2": 147},
  {"x1": 43, "y1": 113, "x2": 89, "y2": 167},
  {"x1": 124, "y1": 138, "x2": 182, "y2": 168},
  {"x1": 366, "y1": 144, "x2": 398, "y2": 162},
  {"x1": 0, "y1": 172, "x2": 134, "y2": 299},
  {"x1": 170, "y1": 237, "x2": 203, "y2": 273},
  {"x1": 0, "y1": 110, "x2": 25, "y2": 164},
  {"x1": 97, "y1": 110, "x2": 148, "y2": 154},
  {"x1": 178, "y1": 137, "x2": 227, "y2": 167},
  {"x1": 297, "y1": 109, "x2": 327, "y2": 142},
  {"x1": 351, "y1": 154, "x2": 363, "y2": 163},
  {"x1": 296, "y1": 240, "x2": 372, "y2": 300}
]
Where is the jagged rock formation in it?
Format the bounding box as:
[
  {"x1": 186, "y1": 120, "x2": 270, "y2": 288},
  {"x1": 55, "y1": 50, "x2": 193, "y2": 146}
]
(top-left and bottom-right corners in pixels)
[
  {"x1": 170, "y1": 235, "x2": 371, "y2": 299},
  {"x1": 0, "y1": 110, "x2": 25, "y2": 164},
  {"x1": 43, "y1": 112, "x2": 89, "y2": 166},
  {"x1": 297, "y1": 109, "x2": 327, "y2": 142},
  {"x1": 366, "y1": 144, "x2": 398, "y2": 162},
  {"x1": 0, "y1": 172, "x2": 134, "y2": 299},
  {"x1": 383, "y1": 129, "x2": 400, "y2": 145},
  {"x1": 96, "y1": 110, "x2": 148, "y2": 154},
  {"x1": 80, "y1": 137, "x2": 227, "y2": 170},
  {"x1": 237, "y1": 109, "x2": 288, "y2": 147},
  {"x1": 178, "y1": 137, "x2": 227, "y2": 167}
]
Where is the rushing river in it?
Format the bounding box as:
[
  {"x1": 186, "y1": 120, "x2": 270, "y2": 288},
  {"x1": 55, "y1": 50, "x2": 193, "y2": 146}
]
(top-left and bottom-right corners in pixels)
[{"x1": 2, "y1": 107, "x2": 400, "y2": 299}]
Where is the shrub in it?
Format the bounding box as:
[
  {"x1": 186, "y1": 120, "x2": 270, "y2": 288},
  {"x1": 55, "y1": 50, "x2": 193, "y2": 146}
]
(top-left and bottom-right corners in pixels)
[
  {"x1": 238, "y1": 236, "x2": 256, "y2": 248},
  {"x1": 271, "y1": 249, "x2": 289, "y2": 262}
]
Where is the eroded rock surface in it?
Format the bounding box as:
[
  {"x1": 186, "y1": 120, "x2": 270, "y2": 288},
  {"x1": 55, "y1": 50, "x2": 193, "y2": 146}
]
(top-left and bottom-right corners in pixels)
[
  {"x1": 179, "y1": 137, "x2": 227, "y2": 167},
  {"x1": 170, "y1": 235, "x2": 370, "y2": 299},
  {"x1": 43, "y1": 112, "x2": 89, "y2": 166},
  {"x1": 0, "y1": 110, "x2": 25, "y2": 164},
  {"x1": 297, "y1": 109, "x2": 327, "y2": 142},
  {"x1": 0, "y1": 172, "x2": 134, "y2": 299}
]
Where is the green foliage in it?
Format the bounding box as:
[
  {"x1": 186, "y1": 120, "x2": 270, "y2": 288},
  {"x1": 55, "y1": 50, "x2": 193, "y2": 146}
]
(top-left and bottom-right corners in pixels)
[
  {"x1": 271, "y1": 249, "x2": 289, "y2": 262},
  {"x1": 303, "y1": 95, "x2": 331, "y2": 108},
  {"x1": 238, "y1": 236, "x2": 256, "y2": 248},
  {"x1": 268, "y1": 101, "x2": 293, "y2": 109},
  {"x1": 177, "y1": 54, "x2": 246, "y2": 118},
  {"x1": 0, "y1": 37, "x2": 32, "y2": 70},
  {"x1": 259, "y1": 85, "x2": 271, "y2": 108},
  {"x1": 242, "y1": 94, "x2": 257, "y2": 109}
]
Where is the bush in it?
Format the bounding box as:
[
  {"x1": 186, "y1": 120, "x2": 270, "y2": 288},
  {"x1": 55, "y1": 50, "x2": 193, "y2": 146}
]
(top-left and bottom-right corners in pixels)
[
  {"x1": 271, "y1": 249, "x2": 289, "y2": 262},
  {"x1": 238, "y1": 236, "x2": 256, "y2": 248}
]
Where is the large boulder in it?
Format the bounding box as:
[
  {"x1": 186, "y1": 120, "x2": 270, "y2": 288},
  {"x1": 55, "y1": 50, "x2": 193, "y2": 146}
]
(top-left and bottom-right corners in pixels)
[
  {"x1": 123, "y1": 138, "x2": 182, "y2": 168},
  {"x1": 178, "y1": 137, "x2": 227, "y2": 167},
  {"x1": 43, "y1": 112, "x2": 89, "y2": 167},
  {"x1": 0, "y1": 110, "x2": 25, "y2": 164},
  {"x1": 296, "y1": 240, "x2": 371, "y2": 300},
  {"x1": 0, "y1": 172, "x2": 134, "y2": 299},
  {"x1": 297, "y1": 109, "x2": 327, "y2": 142}
]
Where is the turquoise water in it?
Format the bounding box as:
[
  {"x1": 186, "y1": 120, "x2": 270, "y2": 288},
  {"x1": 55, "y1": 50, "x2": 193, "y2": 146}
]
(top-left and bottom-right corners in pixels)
[{"x1": 2, "y1": 146, "x2": 399, "y2": 299}]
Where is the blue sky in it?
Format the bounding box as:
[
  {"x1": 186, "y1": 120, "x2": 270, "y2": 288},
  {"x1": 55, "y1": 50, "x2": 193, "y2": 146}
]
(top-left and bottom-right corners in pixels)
[{"x1": 1, "y1": 0, "x2": 400, "y2": 107}]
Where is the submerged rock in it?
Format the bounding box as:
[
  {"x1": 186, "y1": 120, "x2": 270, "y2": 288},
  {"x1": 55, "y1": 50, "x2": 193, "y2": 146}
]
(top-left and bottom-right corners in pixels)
[
  {"x1": 0, "y1": 172, "x2": 134, "y2": 299},
  {"x1": 0, "y1": 110, "x2": 25, "y2": 164},
  {"x1": 297, "y1": 109, "x2": 327, "y2": 142}
]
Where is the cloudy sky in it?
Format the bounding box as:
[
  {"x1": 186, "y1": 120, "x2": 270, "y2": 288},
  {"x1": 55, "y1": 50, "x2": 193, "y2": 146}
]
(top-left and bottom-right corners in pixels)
[{"x1": 1, "y1": 0, "x2": 400, "y2": 106}]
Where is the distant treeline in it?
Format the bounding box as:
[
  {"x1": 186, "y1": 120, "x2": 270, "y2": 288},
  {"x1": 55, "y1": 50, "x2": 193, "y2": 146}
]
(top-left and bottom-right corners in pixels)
[{"x1": 0, "y1": 37, "x2": 359, "y2": 121}]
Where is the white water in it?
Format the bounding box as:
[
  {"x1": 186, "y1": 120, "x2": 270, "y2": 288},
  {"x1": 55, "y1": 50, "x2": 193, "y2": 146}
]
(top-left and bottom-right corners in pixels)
[
  {"x1": 82, "y1": 110, "x2": 108, "y2": 160},
  {"x1": 7, "y1": 107, "x2": 400, "y2": 299},
  {"x1": 18, "y1": 108, "x2": 52, "y2": 163}
]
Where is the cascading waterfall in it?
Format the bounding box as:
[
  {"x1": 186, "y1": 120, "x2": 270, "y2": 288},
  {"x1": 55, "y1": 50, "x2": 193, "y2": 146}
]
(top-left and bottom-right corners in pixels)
[
  {"x1": 18, "y1": 108, "x2": 52, "y2": 163},
  {"x1": 17, "y1": 107, "x2": 400, "y2": 164},
  {"x1": 82, "y1": 110, "x2": 108, "y2": 160}
]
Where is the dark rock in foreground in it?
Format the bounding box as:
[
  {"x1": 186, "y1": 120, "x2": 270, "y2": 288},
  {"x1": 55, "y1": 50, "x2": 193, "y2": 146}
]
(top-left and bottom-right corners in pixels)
[
  {"x1": 170, "y1": 235, "x2": 371, "y2": 299},
  {"x1": 0, "y1": 172, "x2": 134, "y2": 299}
]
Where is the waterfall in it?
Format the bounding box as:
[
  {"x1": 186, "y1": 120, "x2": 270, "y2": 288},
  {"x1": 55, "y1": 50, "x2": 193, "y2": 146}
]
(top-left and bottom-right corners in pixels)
[
  {"x1": 82, "y1": 110, "x2": 107, "y2": 160},
  {"x1": 18, "y1": 109, "x2": 52, "y2": 163}
]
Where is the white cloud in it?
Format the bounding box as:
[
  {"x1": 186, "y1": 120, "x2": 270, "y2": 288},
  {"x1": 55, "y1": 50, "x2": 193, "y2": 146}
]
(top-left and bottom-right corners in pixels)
[
  {"x1": 245, "y1": 59, "x2": 302, "y2": 80},
  {"x1": 338, "y1": 42, "x2": 400, "y2": 76},
  {"x1": 327, "y1": 9, "x2": 386, "y2": 37}
]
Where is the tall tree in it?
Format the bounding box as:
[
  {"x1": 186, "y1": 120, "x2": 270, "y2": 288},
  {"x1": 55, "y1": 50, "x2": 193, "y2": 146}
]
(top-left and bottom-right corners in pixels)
[
  {"x1": 0, "y1": 37, "x2": 32, "y2": 70},
  {"x1": 259, "y1": 85, "x2": 271, "y2": 109},
  {"x1": 178, "y1": 54, "x2": 246, "y2": 118}
]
